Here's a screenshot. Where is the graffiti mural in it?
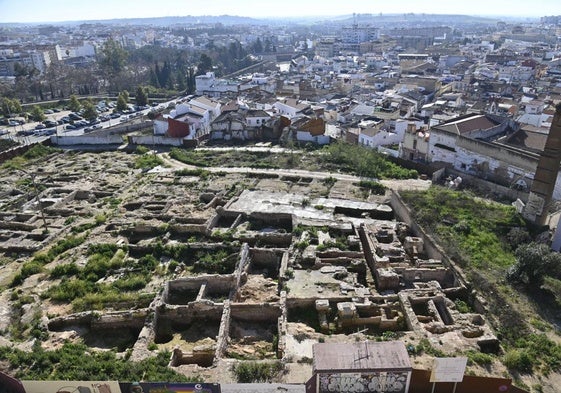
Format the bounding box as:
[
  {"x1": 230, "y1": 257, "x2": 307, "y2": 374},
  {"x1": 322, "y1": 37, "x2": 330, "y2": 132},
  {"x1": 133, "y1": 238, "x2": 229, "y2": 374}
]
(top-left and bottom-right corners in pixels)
[{"x1": 318, "y1": 371, "x2": 409, "y2": 393}]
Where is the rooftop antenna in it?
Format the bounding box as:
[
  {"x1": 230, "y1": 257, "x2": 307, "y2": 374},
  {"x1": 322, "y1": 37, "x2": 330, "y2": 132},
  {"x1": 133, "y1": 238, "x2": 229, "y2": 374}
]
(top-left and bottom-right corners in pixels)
[{"x1": 354, "y1": 341, "x2": 370, "y2": 364}]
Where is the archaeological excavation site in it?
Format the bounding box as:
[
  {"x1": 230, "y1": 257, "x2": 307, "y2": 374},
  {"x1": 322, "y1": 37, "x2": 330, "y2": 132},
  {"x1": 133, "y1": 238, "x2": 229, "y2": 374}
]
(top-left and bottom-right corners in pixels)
[{"x1": 0, "y1": 147, "x2": 498, "y2": 382}]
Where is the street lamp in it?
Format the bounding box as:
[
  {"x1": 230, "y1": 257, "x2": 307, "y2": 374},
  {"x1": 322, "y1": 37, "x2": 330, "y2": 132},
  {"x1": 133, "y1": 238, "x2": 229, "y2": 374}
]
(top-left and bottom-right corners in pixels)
[{"x1": 17, "y1": 168, "x2": 48, "y2": 233}]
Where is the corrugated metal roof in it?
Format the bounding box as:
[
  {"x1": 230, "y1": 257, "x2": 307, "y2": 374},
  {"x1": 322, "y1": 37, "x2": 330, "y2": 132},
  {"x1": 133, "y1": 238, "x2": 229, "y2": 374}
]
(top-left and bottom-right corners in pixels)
[{"x1": 313, "y1": 341, "x2": 411, "y2": 372}]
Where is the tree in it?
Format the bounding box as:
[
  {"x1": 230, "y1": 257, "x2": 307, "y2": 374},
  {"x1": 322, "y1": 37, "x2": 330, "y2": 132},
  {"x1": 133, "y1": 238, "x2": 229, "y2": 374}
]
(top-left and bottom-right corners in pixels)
[
  {"x1": 252, "y1": 38, "x2": 263, "y2": 54},
  {"x1": 1, "y1": 97, "x2": 22, "y2": 117},
  {"x1": 99, "y1": 38, "x2": 128, "y2": 75},
  {"x1": 135, "y1": 86, "x2": 148, "y2": 107},
  {"x1": 186, "y1": 67, "x2": 196, "y2": 94},
  {"x1": 116, "y1": 92, "x2": 128, "y2": 112},
  {"x1": 68, "y1": 95, "x2": 81, "y2": 112},
  {"x1": 81, "y1": 100, "x2": 97, "y2": 121},
  {"x1": 196, "y1": 53, "x2": 213, "y2": 76},
  {"x1": 507, "y1": 242, "x2": 561, "y2": 286},
  {"x1": 30, "y1": 105, "x2": 45, "y2": 122}
]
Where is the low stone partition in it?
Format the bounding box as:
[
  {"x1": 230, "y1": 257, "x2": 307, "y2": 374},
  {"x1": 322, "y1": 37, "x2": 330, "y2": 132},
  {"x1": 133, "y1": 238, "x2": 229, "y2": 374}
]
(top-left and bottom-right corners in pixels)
[
  {"x1": 47, "y1": 309, "x2": 150, "y2": 331},
  {"x1": 155, "y1": 302, "x2": 224, "y2": 333},
  {"x1": 230, "y1": 302, "x2": 282, "y2": 322},
  {"x1": 165, "y1": 275, "x2": 236, "y2": 305},
  {"x1": 50, "y1": 135, "x2": 123, "y2": 145},
  {"x1": 214, "y1": 300, "x2": 231, "y2": 363}
]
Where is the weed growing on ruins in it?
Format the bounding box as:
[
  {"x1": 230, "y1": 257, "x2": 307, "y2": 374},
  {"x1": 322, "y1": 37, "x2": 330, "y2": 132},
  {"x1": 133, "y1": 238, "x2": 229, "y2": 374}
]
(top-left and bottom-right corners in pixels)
[
  {"x1": 170, "y1": 148, "x2": 209, "y2": 167},
  {"x1": 43, "y1": 243, "x2": 156, "y2": 311},
  {"x1": 294, "y1": 240, "x2": 309, "y2": 251},
  {"x1": 358, "y1": 180, "x2": 387, "y2": 195},
  {"x1": 10, "y1": 235, "x2": 86, "y2": 287},
  {"x1": 415, "y1": 338, "x2": 446, "y2": 357},
  {"x1": 317, "y1": 236, "x2": 350, "y2": 252},
  {"x1": 503, "y1": 349, "x2": 533, "y2": 373},
  {"x1": 0, "y1": 342, "x2": 196, "y2": 381},
  {"x1": 465, "y1": 350, "x2": 494, "y2": 367},
  {"x1": 454, "y1": 299, "x2": 472, "y2": 313},
  {"x1": 176, "y1": 167, "x2": 211, "y2": 179},
  {"x1": 322, "y1": 176, "x2": 337, "y2": 188},
  {"x1": 50, "y1": 262, "x2": 81, "y2": 278},
  {"x1": 134, "y1": 152, "x2": 163, "y2": 169},
  {"x1": 232, "y1": 360, "x2": 284, "y2": 383},
  {"x1": 193, "y1": 249, "x2": 235, "y2": 274},
  {"x1": 501, "y1": 334, "x2": 561, "y2": 375}
]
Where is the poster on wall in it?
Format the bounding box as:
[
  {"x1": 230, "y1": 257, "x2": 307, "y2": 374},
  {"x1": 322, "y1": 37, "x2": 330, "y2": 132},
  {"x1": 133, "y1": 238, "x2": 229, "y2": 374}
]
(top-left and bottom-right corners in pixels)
[
  {"x1": 429, "y1": 357, "x2": 468, "y2": 383},
  {"x1": 118, "y1": 383, "x2": 221, "y2": 393},
  {"x1": 21, "y1": 381, "x2": 122, "y2": 393}
]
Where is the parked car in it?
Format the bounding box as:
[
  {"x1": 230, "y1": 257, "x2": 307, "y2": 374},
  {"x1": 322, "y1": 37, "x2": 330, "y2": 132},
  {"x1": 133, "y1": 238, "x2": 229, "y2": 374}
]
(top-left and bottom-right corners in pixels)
[
  {"x1": 84, "y1": 125, "x2": 101, "y2": 133},
  {"x1": 35, "y1": 124, "x2": 46, "y2": 130},
  {"x1": 69, "y1": 113, "x2": 83, "y2": 121},
  {"x1": 65, "y1": 124, "x2": 77, "y2": 130},
  {"x1": 16, "y1": 129, "x2": 34, "y2": 136}
]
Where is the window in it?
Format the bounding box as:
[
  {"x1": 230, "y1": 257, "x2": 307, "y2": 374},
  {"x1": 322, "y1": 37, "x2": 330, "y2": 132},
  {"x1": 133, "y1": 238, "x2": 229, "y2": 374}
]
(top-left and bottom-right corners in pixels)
[{"x1": 413, "y1": 139, "x2": 417, "y2": 150}]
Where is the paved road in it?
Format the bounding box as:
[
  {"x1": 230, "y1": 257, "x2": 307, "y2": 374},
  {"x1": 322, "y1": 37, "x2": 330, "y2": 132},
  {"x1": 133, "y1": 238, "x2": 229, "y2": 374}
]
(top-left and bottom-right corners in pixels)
[{"x1": 158, "y1": 152, "x2": 432, "y2": 192}]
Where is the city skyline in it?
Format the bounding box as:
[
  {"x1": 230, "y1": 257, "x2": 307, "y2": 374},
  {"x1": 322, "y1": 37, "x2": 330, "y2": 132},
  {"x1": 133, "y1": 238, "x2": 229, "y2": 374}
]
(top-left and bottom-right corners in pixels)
[{"x1": 1, "y1": 0, "x2": 560, "y2": 24}]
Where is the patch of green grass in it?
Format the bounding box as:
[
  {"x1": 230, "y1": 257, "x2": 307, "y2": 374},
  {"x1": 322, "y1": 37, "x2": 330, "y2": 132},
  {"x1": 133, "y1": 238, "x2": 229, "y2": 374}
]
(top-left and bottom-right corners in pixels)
[
  {"x1": 134, "y1": 153, "x2": 163, "y2": 169},
  {"x1": 0, "y1": 342, "x2": 195, "y2": 381},
  {"x1": 322, "y1": 142, "x2": 417, "y2": 179},
  {"x1": 10, "y1": 235, "x2": 86, "y2": 286},
  {"x1": 465, "y1": 350, "x2": 494, "y2": 366},
  {"x1": 400, "y1": 186, "x2": 523, "y2": 269}
]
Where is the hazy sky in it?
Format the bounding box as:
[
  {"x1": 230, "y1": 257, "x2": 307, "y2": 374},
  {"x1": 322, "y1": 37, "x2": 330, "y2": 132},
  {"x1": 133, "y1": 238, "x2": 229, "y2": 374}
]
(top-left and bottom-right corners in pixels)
[{"x1": 1, "y1": 0, "x2": 560, "y2": 23}]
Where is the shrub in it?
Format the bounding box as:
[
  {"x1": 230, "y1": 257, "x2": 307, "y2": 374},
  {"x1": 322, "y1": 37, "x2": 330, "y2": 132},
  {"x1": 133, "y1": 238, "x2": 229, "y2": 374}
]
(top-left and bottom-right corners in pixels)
[
  {"x1": 295, "y1": 240, "x2": 309, "y2": 251},
  {"x1": 503, "y1": 349, "x2": 533, "y2": 373},
  {"x1": 454, "y1": 299, "x2": 472, "y2": 313},
  {"x1": 176, "y1": 168, "x2": 211, "y2": 178},
  {"x1": 168, "y1": 260, "x2": 179, "y2": 274},
  {"x1": 466, "y1": 350, "x2": 494, "y2": 366},
  {"x1": 232, "y1": 361, "x2": 283, "y2": 383},
  {"x1": 0, "y1": 342, "x2": 193, "y2": 381},
  {"x1": 193, "y1": 250, "x2": 234, "y2": 274},
  {"x1": 358, "y1": 180, "x2": 387, "y2": 195},
  {"x1": 112, "y1": 274, "x2": 148, "y2": 291},
  {"x1": 50, "y1": 263, "x2": 81, "y2": 278},
  {"x1": 47, "y1": 279, "x2": 94, "y2": 302},
  {"x1": 134, "y1": 153, "x2": 163, "y2": 169},
  {"x1": 135, "y1": 145, "x2": 150, "y2": 155}
]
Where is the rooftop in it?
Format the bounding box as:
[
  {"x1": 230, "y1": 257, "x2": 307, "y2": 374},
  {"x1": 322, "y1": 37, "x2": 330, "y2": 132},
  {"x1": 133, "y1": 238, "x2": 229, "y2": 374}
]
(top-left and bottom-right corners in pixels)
[
  {"x1": 434, "y1": 114, "x2": 500, "y2": 135},
  {"x1": 313, "y1": 341, "x2": 411, "y2": 373}
]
